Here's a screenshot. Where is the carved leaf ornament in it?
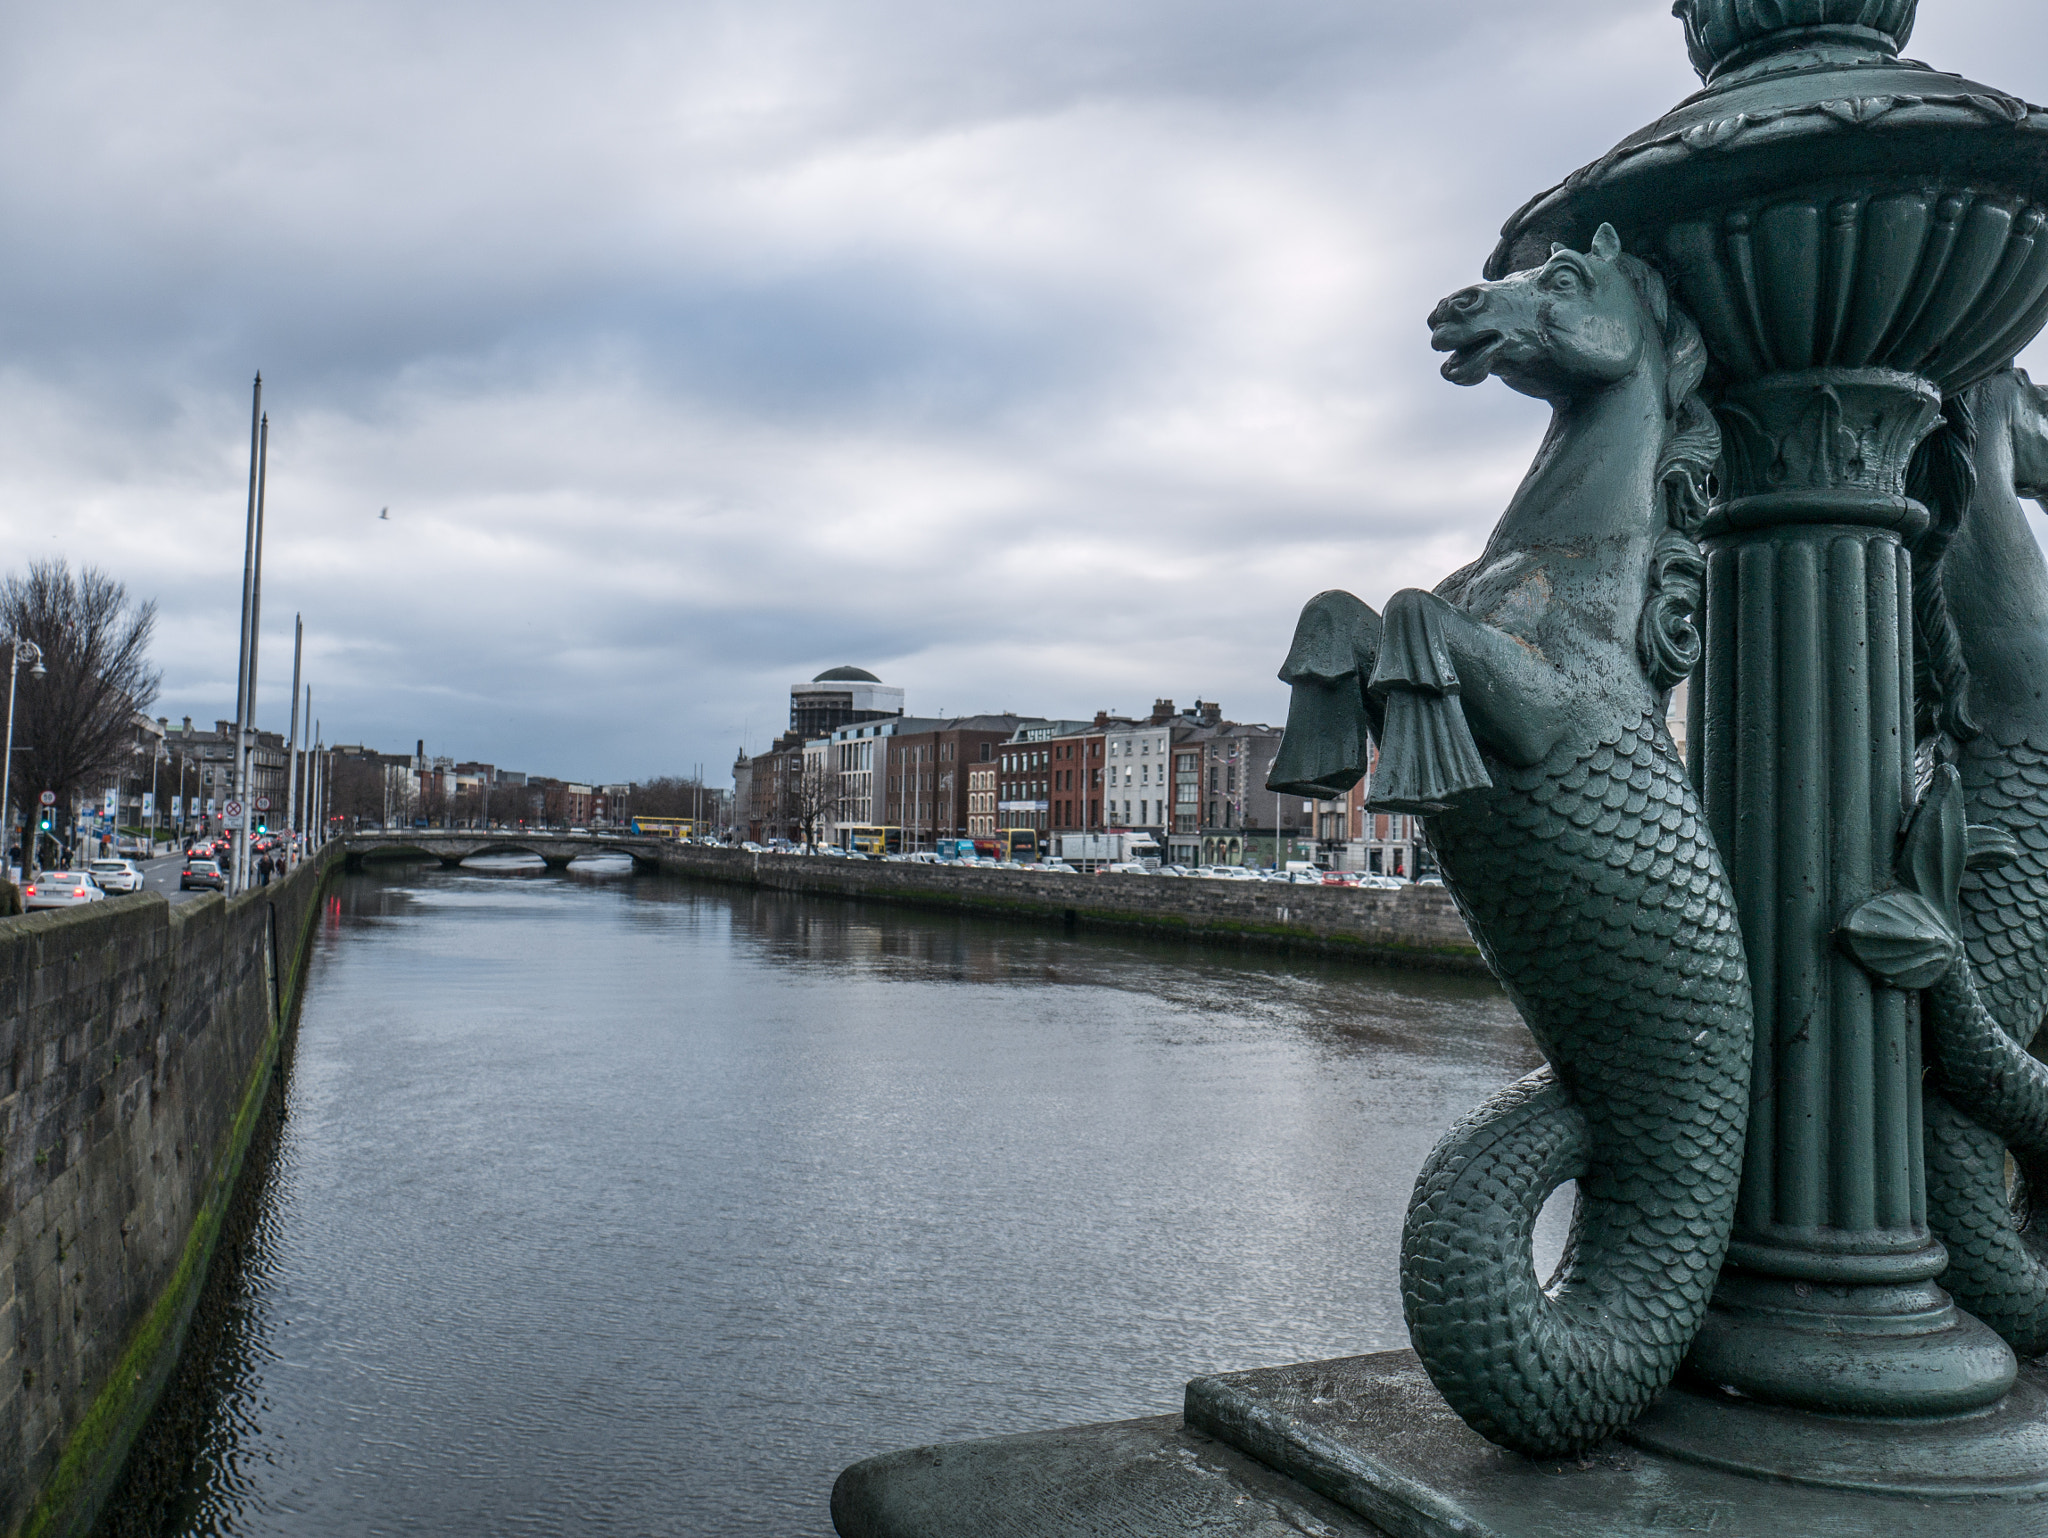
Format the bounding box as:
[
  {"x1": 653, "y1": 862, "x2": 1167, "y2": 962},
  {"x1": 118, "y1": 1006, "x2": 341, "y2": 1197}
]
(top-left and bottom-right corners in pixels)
[{"x1": 1842, "y1": 764, "x2": 2021, "y2": 990}]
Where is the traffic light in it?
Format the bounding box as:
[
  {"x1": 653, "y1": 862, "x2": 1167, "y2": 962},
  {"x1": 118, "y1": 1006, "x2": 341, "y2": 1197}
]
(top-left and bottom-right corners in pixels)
[
  {"x1": 37, "y1": 816, "x2": 50, "y2": 833},
  {"x1": 257, "y1": 820, "x2": 267, "y2": 833}
]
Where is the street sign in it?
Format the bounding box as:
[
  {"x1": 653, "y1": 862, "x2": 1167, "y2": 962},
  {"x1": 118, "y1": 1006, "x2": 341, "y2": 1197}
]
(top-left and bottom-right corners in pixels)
[
  {"x1": 224, "y1": 799, "x2": 244, "y2": 819},
  {"x1": 255, "y1": 797, "x2": 271, "y2": 811},
  {"x1": 37, "y1": 790, "x2": 54, "y2": 806}
]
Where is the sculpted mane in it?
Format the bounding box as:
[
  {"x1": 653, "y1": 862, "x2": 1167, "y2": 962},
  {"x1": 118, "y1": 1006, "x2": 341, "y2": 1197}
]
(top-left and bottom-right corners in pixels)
[
  {"x1": 1907, "y1": 389, "x2": 1983, "y2": 746},
  {"x1": 1613, "y1": 251, "x2": 1719, "y2": 697}
]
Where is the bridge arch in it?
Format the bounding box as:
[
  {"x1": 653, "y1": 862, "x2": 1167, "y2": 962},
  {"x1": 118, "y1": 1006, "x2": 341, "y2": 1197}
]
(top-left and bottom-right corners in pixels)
[{"x1": 342, "y1": 832, "x2": 664, "y2": 874}]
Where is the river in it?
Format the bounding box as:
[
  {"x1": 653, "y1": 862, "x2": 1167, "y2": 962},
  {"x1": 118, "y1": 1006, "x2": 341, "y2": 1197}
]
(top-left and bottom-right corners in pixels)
[{"x1": 100, "y1": 857, "x2": 1557, "y2": 1537}]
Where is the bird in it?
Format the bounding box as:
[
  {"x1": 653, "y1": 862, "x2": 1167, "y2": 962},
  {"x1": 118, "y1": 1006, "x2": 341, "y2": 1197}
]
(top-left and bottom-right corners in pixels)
[{"x1": 379, "y1": 507, "x2": 389, "y2": 520}]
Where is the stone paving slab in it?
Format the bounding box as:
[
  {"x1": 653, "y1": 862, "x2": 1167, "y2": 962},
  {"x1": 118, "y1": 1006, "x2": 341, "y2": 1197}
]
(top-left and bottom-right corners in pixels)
[{"x1": 830, "y1": 1413, "x2": 1391, "y2": 1537}]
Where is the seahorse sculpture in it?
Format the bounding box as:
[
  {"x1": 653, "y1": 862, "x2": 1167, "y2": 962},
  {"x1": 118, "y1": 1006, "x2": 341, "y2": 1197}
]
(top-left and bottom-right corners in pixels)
[
  {"x1": 1269, "y1": 225, "x2": 1752, "y2": 1457},
  {"x1": 1843, "y1": 367, "x2": 2048, "y2": 1356}
]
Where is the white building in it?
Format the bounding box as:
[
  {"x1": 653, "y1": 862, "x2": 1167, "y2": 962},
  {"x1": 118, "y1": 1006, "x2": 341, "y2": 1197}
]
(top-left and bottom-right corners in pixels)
[{"x1": 1100, "y1": 716, "x2": 1176, "y2": 837}]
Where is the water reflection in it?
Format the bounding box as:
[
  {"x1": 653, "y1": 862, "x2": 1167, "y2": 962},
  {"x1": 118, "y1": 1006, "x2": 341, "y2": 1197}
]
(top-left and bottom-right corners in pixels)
[{"x1": 106, "y1": 865, "x2": 1551, "y2": 1538}]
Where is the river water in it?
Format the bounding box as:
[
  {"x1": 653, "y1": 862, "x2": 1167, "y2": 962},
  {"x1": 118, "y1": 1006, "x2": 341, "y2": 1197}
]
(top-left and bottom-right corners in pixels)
[{"x1": 104, "y1": 858, "x2": 1555, "y2": 1537}]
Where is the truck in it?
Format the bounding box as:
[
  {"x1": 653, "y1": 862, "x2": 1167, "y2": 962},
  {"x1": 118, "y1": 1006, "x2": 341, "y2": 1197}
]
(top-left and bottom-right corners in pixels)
[{"x1": 1058, "y1": 832, "x2": 1161, "y2": 872}]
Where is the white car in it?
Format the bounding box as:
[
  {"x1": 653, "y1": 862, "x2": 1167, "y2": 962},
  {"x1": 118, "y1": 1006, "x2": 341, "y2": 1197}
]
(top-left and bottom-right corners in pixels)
[
  {"x1": 24, "y1": 871, "x2": 106, "y2": 910},
  {"x1": 89, "y1": 859, "x2": 143, "y2": 893},
  {"x1": 1038, "y1": 860, "x2": 1080, "y2": 875}
]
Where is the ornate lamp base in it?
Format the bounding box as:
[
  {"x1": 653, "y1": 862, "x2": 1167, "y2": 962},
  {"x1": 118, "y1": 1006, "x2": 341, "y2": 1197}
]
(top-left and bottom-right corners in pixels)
[
  {"x1": 1629, "y1": 1370, "x2": 2048, "y2": 1500},
  {"x1": 1183, "y1": 1350, "x2": 2048, "y2": 1537}
]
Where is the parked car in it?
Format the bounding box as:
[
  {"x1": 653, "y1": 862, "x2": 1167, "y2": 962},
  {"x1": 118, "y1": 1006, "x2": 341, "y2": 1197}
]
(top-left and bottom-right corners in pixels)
[
  {"x1": 24, "y1": 871, "x2": 106, "y2": 910},
  {"x1": 1038, "y1": 860, "x2": 1080, "y2": 874},
  {"x1": 88, "y1": 859, "x2": 143, "y2": 893},
  {"x1": 740, "y1": 841, "x2": 766, "y2": 853},
  {"x1": 180, "y1": 859, "x2": 226, "y2": 892}
]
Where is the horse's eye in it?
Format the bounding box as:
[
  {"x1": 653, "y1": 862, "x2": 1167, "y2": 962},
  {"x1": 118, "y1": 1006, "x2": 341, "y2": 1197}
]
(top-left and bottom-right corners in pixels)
[{"x1": 1548, "y1": 269, "x2": 1579, "y2": 292}]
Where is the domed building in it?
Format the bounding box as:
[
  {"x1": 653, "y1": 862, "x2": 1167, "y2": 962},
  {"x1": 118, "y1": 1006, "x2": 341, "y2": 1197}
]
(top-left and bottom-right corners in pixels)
[{"x1": 789, "y1": 667, "x2": 904, "y2": 741}]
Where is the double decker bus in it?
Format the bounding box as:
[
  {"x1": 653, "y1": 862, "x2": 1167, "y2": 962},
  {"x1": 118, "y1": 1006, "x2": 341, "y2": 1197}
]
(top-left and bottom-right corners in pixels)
[
  {"x1": 840, "y1": 825, "x2": 903, "y2": 857},
  {"x1": 973, "y1": 828, "x2": 1039, "y2": 862}
]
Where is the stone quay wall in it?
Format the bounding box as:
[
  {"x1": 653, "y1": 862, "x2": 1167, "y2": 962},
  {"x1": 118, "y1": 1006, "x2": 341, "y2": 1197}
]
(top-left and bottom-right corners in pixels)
[
  {"x1": 654, "y1": 846, "x2": 1485, "y2": 972},
  {"x1": 0, "y1": 850, "x2": 338, "y2": 1538}
]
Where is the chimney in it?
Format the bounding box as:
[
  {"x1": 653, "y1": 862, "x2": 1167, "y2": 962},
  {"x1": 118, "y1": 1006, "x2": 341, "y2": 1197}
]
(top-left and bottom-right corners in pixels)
[
  {"x1": 182, "y1": 717, "x2": 192, "y2": 734},
  {"x1": 1150, "y1": 699, "x2": 1174, "y2": 724},
  {"x1": 1093, "y1": 711, "x2": 1111, "y2": 729}
]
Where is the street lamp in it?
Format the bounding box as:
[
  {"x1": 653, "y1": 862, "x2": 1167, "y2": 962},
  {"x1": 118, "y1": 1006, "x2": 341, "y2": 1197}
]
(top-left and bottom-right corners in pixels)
[{"x1": 1, "y1": 636, "x2": 45, "y2": 877}]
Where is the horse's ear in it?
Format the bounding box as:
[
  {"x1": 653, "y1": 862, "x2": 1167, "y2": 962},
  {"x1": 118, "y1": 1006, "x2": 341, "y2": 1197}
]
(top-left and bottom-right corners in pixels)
[
  {"x1": 1591, "y1": 223, "x2": 1623, "y2": 262},
  {"x1": 1550, "y1": 243, "x2": 1568, "y2": 257}
]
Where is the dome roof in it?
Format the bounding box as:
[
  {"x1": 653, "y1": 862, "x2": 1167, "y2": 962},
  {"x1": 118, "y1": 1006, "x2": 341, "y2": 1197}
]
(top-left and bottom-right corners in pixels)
[{"x1": 812, "y1": 665, "x2": 882, "y2": 683}]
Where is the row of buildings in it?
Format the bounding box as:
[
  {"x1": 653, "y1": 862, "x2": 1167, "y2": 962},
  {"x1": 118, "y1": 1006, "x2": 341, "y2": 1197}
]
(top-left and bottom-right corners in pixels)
[
  {"x1": 322, "y1": 741, "x2": 652, "y2": 830},
  {"x1": 734, "y1": 668, "x2": 1430, "y2": 875}
]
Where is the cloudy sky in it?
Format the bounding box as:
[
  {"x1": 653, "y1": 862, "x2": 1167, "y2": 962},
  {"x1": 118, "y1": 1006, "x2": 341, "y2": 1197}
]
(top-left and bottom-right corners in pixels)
[{"x1": 1, "y1": 1, "x2": 2045, "y2": 783}]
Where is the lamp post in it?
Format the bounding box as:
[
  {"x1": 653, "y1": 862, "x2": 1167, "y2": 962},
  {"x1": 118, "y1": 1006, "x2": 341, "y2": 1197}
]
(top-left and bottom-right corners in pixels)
[{"x1": 1, "y1": 636, "x2": 45, "y2": 879}]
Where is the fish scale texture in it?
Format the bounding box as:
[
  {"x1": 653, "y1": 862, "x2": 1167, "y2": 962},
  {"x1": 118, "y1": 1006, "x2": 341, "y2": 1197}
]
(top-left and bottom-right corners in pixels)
[
  {"x1": 1400, "y1": 707, "x2": 1752, "y2": 1457},
  {"x1": 1927, "y1": 733, "x2": 2048, "y2": 1356}
]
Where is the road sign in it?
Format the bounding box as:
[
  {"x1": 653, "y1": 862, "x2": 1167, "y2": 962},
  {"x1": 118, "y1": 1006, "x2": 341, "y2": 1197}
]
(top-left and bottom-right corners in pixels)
[
  {"x1": 224, "y1": 799, "x2": 244, "y2": 819},
  {"x1": 37, "y1": 790, "x2": 54, "y2": 806},
  {"x1": 255, "y1": 797, "x2": 271, "y2": 811}
]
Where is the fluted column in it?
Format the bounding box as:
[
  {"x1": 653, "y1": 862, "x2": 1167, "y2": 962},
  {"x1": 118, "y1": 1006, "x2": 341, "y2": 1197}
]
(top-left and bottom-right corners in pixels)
[{"x1": 1685, "y1": 369, "x2": 2016, "y2": 1413}]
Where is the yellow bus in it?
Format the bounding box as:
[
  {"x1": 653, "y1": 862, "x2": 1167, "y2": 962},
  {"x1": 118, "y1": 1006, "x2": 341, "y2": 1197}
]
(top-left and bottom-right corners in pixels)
[
  {"x1": 631, "y1": 816, "x2": 695, "y2": 840},
  {"x1": 841, "y1": 825, "x2": 903, "y2": 856}
]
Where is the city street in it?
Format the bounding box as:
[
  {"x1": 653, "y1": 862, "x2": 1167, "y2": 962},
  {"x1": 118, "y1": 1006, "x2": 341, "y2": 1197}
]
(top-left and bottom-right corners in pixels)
[{"x1": 139, "y1": 852, "x2": 210, "y2": 904}]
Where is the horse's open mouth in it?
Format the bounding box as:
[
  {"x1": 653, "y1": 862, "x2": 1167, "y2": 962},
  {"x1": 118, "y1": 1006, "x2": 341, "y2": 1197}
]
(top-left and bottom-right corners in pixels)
[{"x1": 1436, "y1": 331, "x2": 1504, "y2": 387}]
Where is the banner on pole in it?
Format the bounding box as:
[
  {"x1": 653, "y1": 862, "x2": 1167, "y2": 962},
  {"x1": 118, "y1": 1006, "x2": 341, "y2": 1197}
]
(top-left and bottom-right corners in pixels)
[
  {"x1": 142, "y1": 792, "x2": 154, "y2": 819},
  {"x1": 103, "y1": 788, "x2": 118, "y2": 819},
  {"x1": 170, "y1": 796, "x2": 182, "y2": 819}
]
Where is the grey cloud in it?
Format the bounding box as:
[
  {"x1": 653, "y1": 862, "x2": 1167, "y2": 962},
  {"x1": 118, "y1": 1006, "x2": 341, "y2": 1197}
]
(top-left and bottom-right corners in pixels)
[{"x1": 0, "y1": 1, "x2": 2043, "y2": 779}]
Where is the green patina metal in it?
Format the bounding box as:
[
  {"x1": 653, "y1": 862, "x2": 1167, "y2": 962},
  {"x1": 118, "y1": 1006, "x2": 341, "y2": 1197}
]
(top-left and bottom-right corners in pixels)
[
  {"x1": 1278, "y1": 220, "x2": 1753, "y2": 1458},
  {"x1": 1269, "y1": 0, "x2": 2048, "y2": 1499}
]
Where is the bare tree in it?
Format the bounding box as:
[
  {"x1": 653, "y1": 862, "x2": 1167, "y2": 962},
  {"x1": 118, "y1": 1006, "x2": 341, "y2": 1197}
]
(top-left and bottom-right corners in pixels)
[
  {"x1": 328, "y1": 754, "x2": 386, "y2": 829},
  {"x1": 791, "y1": 757, "x2": 840, "y2": 850},
  {"x1": 0, "y1": 562, "x2": 159, "y2": 848}
]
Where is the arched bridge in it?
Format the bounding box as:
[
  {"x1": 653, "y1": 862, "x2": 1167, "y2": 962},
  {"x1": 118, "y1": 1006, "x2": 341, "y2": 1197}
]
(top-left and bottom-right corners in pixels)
[{"x1": 340, "y1": 830, "x2": 668, "y2": 872}]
